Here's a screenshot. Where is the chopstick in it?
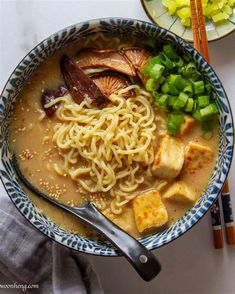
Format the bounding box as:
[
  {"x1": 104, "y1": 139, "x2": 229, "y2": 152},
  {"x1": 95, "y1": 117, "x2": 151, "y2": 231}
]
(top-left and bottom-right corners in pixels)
[
  {"x1": 221, "y1": 182, "x2": 235, "y2": 245},
  {"x1": 190, "y1": 0, "x2": 223, "y2": 249},
  {"x1": 210, "y1": 199, "x2": 224, "y2": 249},
  {"x1": 190, "y1": 0, "x2": 235, "y2": 248},
  {"x1": 190, "y1": 0, "x2": 210, "y2": 62}
]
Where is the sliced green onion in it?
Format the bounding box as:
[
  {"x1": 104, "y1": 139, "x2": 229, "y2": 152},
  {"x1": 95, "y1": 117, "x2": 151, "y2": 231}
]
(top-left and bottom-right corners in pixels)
[
  {"x1": 183, "y1": 62, "x2": 197, "y2": 76},
  {"x1": 149, "y1": 64, "x2": 165, "y2": 79},
  {"x1": 176, "y1": 92, "x2": 189, "y2": 107},
  {"x1": 152, "y1": 91, "x2": 159, "y2": 100},
  {"x1": 167, "y1": 121, "x2": 179, "y2": 135},
  {"x1": 147, "y1": 55, "x2": 162, "y2": 66},
  {"x1": 160, "y1": 52, "x2": 175, "y2": 68},
  {"x1": 157, "y1": 94, "x2": 169, "y2": 110},
  {"x1": 198, "y1": 95, "x2": 210, "y2": 108},
  {"x1": 177, "y1": 65, "x2": 185, "y2": 74},
  {"x1": 174, "y1": 56, "x2": 184, "y2": 67},
  {"x1": 193, "y1": 80, "x2": 204, "y2": 94},
  {"x1": 183, "y1": 62, "x2": 201, "y2": 81},
  {"x1": 168, "y1": 95, "x2": 177, "y2": 107},
  {"x1": 202, "y1": 131, "x2": 213, "y2": 140},
  {"x1": 158, "y1": 76, "x2": 166, "y2": 85},
  {"x1": 200, "y1": 103, "x2": 218, "y2": 119},
  {"x1": 168, "y1": 74, "x2": 187, "y2": 90},
  {"x1": 192, "y1": 109, "x2": 203, "y2": 121},
  {"x1": 167, "y1": 112, "x2": 185, "y2": 134},
  {"x1": 169, "y1": 83, "x2": 179, "y2": 95},
  {"x1": 205, "y1": 83, "x2": 212, "y2": 94},
  {"x1": 146, "y1": 78, "x2": 160, "y2": 92},
  {"x1": 185, "y1": 98, "x2": 194, "y2": 112},
  {"x1": 163, "y1": 44, "x2": 178, "y2": 60},
  {"x1": 141, "y1": 56, "x2": 162, "y2": 76},
  {"x1": 161, "y1": 82, "x2": 170, "y2": 94},
  {"x1": 183, "y1": 84, "x2": 193, "y2": 95}
]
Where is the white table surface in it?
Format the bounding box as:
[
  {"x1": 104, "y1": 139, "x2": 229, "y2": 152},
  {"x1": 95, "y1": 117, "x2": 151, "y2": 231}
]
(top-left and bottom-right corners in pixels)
[{"x1": 0, "y1": 1, "x2": 235, "y2": 293}]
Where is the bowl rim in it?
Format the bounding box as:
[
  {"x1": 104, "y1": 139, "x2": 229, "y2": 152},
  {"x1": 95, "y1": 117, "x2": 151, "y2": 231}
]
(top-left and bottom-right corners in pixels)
[
  {"x1": 140, "y1": 0, "x2": 235, "y2": 43},
  {"x1": 0, "y1": 17, "x2": 234, "y2": 256}
]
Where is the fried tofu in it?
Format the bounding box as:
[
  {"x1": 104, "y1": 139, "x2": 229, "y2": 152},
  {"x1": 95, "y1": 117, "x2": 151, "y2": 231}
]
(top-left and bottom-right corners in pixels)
[
  {"x1": 162, "y1": 181, "x2": 195, "y2": 203},
  {"x1": 183, "y1": 142, "x2": 214, "y2": 175},
  {"x1": 180, "y1": 115, "x2": 196, "y2": 135},
  {"x1": 133, "y1": 190, "x2": 168, "y2": 233},
  {"x1": 152, "y1": 135, "x2": 185, "y2": 180}
]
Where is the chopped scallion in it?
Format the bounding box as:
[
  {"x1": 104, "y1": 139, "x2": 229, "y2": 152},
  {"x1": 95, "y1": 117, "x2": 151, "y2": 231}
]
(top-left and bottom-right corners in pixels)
[
  {"x1": 167, "y1": 112, "x2": 185, "y2": 134},
  {"x1": 146, "y1": 78, "x2": 160, "y2": 92},
  {"x1": 161, "y1": 82, "x2": 170, "y2": 94},
  {"x1": 169, "y1": 83, "x2": 179, "y2": 95},
  {"x1": 200, "y1": 103, "x2": 218, "y2": 118},
  {"x1": 193, "y1": 80, "x2": 204, "y2": 94},
  {"x1": 183, "y1": 84, "x2": 193, "y2": 95},
  {"x1": 163, "y1": 44, "x2": 178, "y2": 60},
  {"x1": 202, "y1": 131, "x2": 213, "y2": 140},
  {"x1": 157, "y1": 94, "x2": 169, "y2": 110},
  {"x1": 168, "y1": 95, "x2": 177, "y2": 107},
  {"x1": 185, "y1": 98, "x2": 194, "y2": 112},
  {"x1": 174, "y1": 56, "x2": 184, "y2": 67},
  {"x1": 160, "y1": 53, "x2": 175, "y2": 68},
  {"x1": 177, "y1": 92, "x2": 189, "y2": 107},
  {"x1": 149, "y1": 64, "x2": 165, "y2": 79},
  {"x1": 198, "y1": 95, "x2": 210, "y2": 107},
  {"x1": 192, "y1": 109, "x2": 203, "y2": 121}
]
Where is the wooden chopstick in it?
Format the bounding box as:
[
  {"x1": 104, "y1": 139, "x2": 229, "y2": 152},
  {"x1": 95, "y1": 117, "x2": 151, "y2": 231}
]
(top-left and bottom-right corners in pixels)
[
  {"x1": 190, "y1": 0, "x2": 225, "y2": 249},
  {"x1": 210, "y1": 199, "x2": 224, "y2": 249},
  {"x1": 221, "y1": 182, "x2": 235, "y2": 245},
  {"x1": 196, "y1": 0, "x2": 210, "y2": 62},
  {"x1": 190, "y1": 0, "x2": 201, "y2": 52}
]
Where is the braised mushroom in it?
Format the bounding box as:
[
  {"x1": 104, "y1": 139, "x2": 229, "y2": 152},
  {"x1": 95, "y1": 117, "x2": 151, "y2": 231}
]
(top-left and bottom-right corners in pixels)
[
  {"x1": 91, "y1": 71, "x2": 135, "y2": 99},
  {"x1": 76, "y1": 49, "x2": 136, "y2": 77},
  {"x1": 60, "y1": 55, "x2": 108, "y2": 108},
  {"x1": 41, "y1": 85, "x2": 67, "y2": 117},
  {"x1": 122, "y1": 47, "x2": 152, "y2": 84}
]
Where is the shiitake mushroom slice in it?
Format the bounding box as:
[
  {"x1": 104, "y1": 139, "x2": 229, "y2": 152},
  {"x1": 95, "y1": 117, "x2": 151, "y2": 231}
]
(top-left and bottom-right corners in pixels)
[
  {"x1": 60, "y1": 55, "x2": 108, "y2": 108},
  {"x1": 91, "y1": 71, "x2": 135, "y2": 99},
  {"x1": 41, "y1": 85, "x2": 67, "y2": 117},
  {"x1": 122, "y1": 47, "x2": 153, "y2": 85},
  {"x1": 76, "y1": 49, "x2": 136, "y2": 77}
]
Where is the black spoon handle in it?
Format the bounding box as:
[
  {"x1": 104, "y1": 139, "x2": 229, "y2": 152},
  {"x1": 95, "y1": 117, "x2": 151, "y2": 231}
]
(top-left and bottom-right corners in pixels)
[
  {"x1": 12, "y1": 155, "x2": 161, "y2": 281},
  {"x1": 69, "y1": 202, "x2": 161, "y2": 281}
]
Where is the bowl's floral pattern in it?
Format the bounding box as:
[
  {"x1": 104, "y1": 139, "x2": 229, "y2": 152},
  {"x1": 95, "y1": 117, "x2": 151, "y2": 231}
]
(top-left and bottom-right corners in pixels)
[{"x1": 0, "y1": 18, "x2": 233, "y2": 256}]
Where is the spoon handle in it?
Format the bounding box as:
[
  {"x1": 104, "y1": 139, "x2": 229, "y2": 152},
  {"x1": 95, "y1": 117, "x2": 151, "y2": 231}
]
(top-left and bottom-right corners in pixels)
[
  {"x1": 69, "y1": 202, "x2": 161, "y2": 281},
  {"x1": 12, "y1": 154, "x2": 161, "y2": 281}
]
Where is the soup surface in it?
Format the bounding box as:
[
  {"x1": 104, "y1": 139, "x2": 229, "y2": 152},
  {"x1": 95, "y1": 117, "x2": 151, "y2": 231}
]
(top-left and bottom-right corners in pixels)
[{"x1": 9, "y1": 33, "x2": 218, "y2": 238}]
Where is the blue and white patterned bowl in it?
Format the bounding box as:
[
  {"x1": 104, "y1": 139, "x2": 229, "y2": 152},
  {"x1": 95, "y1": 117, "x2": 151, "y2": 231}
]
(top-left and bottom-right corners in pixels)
[{"x1": 0, "y1": 18, "x2": 233, "y2": 256}]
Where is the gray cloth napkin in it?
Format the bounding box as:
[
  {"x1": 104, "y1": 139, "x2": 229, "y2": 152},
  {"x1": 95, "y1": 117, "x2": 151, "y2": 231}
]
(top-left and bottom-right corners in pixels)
[{"x1": 0, "y1": 198, "x2": 104, "y2": 294}]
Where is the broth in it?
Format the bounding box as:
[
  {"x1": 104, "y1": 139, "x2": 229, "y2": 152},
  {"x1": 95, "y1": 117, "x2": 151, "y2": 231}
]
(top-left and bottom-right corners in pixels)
[{"x1": 9, "y1": 33, "x2": 219, "y2": 238}]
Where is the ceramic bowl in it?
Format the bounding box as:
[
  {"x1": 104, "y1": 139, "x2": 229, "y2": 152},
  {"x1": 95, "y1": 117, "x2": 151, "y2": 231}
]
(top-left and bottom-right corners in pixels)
[
  {"x1": 0, "y1": 18, "x2": 233, "y2": 256},
  {"x1": 141, "y1": 0, "x2": 235, "y2": 42}
]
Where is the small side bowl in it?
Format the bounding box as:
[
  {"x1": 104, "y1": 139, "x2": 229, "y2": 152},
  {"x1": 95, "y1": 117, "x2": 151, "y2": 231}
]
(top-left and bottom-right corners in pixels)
[
  {"x1": 141, "y1": 0, "x2": 235, "y2": 42},
  {"x1": 0, "y1": 18, "x2": 233, "y2": 256}
]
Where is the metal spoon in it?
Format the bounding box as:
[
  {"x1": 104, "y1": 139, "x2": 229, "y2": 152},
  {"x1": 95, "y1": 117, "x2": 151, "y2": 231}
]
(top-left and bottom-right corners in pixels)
[{"x1": 12, "y1": 155, "x2": 161, "y2": 281}]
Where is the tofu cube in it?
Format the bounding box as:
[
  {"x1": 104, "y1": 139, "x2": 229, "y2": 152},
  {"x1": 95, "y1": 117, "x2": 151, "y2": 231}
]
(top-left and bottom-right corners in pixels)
[
  {"x1": 133, "y1": 190, "x2": 168, "y2": 233},
  {"x1": 162, "y1": 181, "x2": 195, "y2": 203},
  {"x1": 183, "y1": 142, "x2": 214, "y2": 175},
  {"x1": 180, "y1": 115, "x2": 196, "y2": 135},
  {"x1": 152, "y1": 135, "x2": 185, "y2": 180}
]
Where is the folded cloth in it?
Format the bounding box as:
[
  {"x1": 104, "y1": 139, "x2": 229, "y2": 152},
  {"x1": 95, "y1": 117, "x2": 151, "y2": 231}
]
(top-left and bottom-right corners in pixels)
[{"x1": 0, "y1": 197, "x2": 104, "y2": 294}]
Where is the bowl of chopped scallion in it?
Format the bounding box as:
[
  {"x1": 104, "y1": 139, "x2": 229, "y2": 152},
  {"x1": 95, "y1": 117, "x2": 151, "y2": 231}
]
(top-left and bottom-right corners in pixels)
[{"x1": 141, "y1": 0, "x2": 235, "y2": 41}]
